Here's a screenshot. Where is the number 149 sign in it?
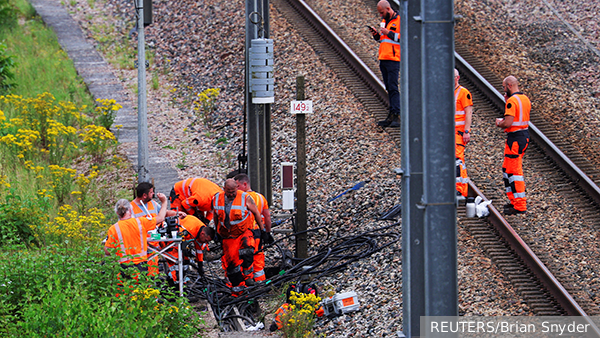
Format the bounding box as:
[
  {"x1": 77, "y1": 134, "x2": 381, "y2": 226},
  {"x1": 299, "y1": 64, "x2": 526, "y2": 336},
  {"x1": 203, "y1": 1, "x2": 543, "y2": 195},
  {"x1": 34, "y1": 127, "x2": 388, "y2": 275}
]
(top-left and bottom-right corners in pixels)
[{"x1": 290, "y1": 100, "x2": 313, "y2": 114}]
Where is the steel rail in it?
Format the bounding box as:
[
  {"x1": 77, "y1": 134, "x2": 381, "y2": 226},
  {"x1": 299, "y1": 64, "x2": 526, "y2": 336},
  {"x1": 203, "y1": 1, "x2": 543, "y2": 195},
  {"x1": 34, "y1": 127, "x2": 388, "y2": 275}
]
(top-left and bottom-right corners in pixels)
[
  {"x1": 455, "y1": 52, "x2": 600, "y2": 207},
  {"x1": 282, "y1": 0, "x2": 389, "y2": 106},
  {"x1": 283, "y1": 0, "x2": 600, "y2": 327},
  {"x1": 458, "y1": 52, "x2": 600, "y2": 333}
]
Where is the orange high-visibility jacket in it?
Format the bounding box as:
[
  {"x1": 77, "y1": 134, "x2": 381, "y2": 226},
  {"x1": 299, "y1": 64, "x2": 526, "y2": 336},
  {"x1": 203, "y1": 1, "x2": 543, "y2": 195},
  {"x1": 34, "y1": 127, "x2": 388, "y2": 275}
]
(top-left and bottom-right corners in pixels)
[
  {"x1": 131, "y1": 200, "x2": 160, "y2": 219},
  {"x1": 173, "y1": 178, "x2": 222, "y2": 213},
  {"x1": 454, "y1": 85, "x2": 473, "y2": 132},
  {"x1": 105, "y1": 217, "x2": 156, "y2": 264},
  {"x1": 179, "y1": 216, "x2": 209, "y2": 261},
  {"x1": 504, "y1": 93, "x2": 530, "y2": 133},
  {"x1": 377, "y1": 12, "x2": 401, "y2": 61},
  {"x1": 213, "y1": 190, "x2": 255, "y2": 239},
  {"x1": 246, "y1": 191, "x2": 268, "y2": 230}
]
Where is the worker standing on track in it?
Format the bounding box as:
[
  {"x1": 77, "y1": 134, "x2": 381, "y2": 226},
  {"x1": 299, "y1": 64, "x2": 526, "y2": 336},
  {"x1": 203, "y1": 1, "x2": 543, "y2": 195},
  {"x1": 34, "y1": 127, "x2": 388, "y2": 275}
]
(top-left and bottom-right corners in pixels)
[
  {"x1": 212, "y1": 179, "x2": 264, "y2": 292},
  {"x1": 104, "y1": 194, "x2": 168, "y2": 273},
  {"x1": 496, "y1": 75, "x2": 530, "y2": 215},
  {"x1": 234, "y1": 173, "x2": 273, "y2": 282},
  {"x1": 369, "y1": 0, "x2": 401, "y2": 128},
  {"x1": 170, "y1": 177, "x2": 223, "y2": 223},
  {"x1": 454, "y1": 69, "x2": 474, "y2": 201}
]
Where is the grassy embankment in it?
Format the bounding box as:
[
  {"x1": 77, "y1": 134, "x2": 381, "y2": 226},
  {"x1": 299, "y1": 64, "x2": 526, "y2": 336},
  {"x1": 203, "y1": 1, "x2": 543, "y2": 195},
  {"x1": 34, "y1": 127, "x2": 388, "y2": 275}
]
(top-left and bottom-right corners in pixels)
[{"x1": 0, "y1": 0, "x2": 204, "y2": 336}]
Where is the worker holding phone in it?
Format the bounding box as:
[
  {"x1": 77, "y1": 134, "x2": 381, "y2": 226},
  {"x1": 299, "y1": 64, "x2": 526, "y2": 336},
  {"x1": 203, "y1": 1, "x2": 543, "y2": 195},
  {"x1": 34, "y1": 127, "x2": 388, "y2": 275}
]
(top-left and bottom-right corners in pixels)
[{"x1": 369, "y1": 0, "x2": 401, "y2": 128}]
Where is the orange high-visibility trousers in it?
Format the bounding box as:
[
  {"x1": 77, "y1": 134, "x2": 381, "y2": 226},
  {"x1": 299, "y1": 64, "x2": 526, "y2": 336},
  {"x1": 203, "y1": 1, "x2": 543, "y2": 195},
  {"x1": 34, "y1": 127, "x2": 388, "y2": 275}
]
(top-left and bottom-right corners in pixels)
[
  {"x1": 455, "y1": 130, "x2": 469, "y2": 197},
  {"x1": 222, "y1": 229, "x2": 255, "y2": 290},
  {"x1": 502, "y1": 130, "x2": 529, "y2": 211},
  {"x1": 251, "y1": 229, "x2": 266, "y2": 281}
]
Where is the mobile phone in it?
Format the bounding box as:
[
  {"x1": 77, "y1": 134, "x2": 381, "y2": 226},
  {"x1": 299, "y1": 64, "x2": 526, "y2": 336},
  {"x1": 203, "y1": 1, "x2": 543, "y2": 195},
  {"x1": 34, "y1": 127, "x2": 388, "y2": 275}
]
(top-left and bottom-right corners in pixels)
[{"x1": 367, "y1": 25, "x2": 375, "y2": 32}]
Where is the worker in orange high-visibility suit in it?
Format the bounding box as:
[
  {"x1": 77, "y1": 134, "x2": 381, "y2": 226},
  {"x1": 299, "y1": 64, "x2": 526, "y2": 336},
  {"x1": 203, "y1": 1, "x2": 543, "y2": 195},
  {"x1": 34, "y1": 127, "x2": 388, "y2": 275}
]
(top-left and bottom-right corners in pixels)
[
  {"x1": 370, "y1": 0, "x2": 401, "y2": 128},
  {"x1": 170, "y1": 178, "x2": 223, "y2": 223},
  {"x1": 212, "y1": 179, "x2": 264, "y2": 293},
  {"x1": 454, "y1": 69, "x2": 474, "y2": 199},
  {"x1": 131, "y1": 182, "x2": 184, "y2": 275},
  {"x1": 163, "y1": 215, "x2": 215, "y2": 283},
  {"x1": 234, "y1": 173, "x2": 273, "y2": 282},
  {"x1": 496, "y1": 75, "x2": 530, "y2": 215},
  {"x1": 104, "y1": 195, "x2": 168, "y2": 277}
]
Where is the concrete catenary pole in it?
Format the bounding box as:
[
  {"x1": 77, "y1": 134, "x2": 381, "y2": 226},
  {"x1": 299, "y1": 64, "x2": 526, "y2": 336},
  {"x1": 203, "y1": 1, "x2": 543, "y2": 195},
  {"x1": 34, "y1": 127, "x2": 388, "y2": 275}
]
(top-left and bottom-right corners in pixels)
[
  {"x1": 401, "y1": 0, "x2": 457, "y2": 336},
  {"x1": 245, "y1": 0, "x2": 272, "y2": 204},
  {"x1": 136, "y1": 0, "x2": 149, "y2": 183},
  {"x1": 400, "y1": 0, "x2": 425, "y2": 335},
  {"x1": 422, "y1": 0, "x2": 457, "y2": 319}
]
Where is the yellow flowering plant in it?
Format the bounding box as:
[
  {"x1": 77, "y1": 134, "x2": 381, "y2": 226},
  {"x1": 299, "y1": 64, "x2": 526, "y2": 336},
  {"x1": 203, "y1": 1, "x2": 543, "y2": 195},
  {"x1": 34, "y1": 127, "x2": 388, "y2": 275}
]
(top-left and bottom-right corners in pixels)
[
  {"x1": 0, "y1": 93, "x2": 82, "y2": 164},
  {"x1": 73, "y1": 167, "x2": 99, "y2": 214},
  {"x1": 193, "y1": 87, "x2": 220, "y2": 127},
  {"x1": 80, "y1": 124, "x2": 117, "y2": 160},
  {"x1": 93, "y1": 98, "x2": 122, "y2": 130},
  {"x1": 280, "y1": 291, "x2": 322, "y2": 338},
  {"x1": 48, "y1": 164, "x2": 76, "y2": 204},
  {"x1": 42, "y1": 204, "x2": 109, "y2": 248}
]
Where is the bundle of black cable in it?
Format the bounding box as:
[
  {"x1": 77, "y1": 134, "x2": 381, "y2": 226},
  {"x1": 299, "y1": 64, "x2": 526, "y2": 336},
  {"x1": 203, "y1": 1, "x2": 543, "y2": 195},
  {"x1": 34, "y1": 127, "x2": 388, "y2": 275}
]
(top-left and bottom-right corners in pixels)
[{"x1": 196, "y1": 222, "x2": 400, "y2": 331}]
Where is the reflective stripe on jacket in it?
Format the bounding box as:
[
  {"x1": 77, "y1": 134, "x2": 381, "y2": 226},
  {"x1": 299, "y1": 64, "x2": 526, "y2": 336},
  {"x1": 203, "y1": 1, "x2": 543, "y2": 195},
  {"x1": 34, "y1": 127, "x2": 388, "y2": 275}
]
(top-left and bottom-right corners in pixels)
[
  {"x1": 106, "y1": 217, "x2": 155, "y2": 264},
  {"x1": 173, "y1": 178, "x2": 222, "y2": 212},
  {"x1": 131, "y1": 200, "x2": 159, "y2": 219},
  {"x1": 378, "y1": 12, "x2": 401, "y2": 61},
  {"x1": 213, "y1": 191, "x2": 255, "y2": 238},
  {"x1": 504, "y1": 93, "x2": 531, "y2": 133}
]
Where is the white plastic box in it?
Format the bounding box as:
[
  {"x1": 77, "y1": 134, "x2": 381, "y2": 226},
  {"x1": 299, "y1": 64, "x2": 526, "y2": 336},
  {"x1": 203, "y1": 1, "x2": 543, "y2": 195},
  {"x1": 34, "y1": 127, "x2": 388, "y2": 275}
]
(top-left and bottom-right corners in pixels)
[{"x1": 322, "y1": 291, "x2": 360, "y2": 317}]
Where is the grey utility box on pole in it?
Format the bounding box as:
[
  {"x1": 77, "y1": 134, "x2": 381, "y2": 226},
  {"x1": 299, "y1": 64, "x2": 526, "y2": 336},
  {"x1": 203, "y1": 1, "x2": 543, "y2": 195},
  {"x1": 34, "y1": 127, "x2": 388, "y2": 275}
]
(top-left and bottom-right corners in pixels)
[
  {"x1": 401, "y1": 0, "x2": 457, "y2": 336},
  {"x1": 250, "y1": 38, "x2": 274, "y2": 104}
]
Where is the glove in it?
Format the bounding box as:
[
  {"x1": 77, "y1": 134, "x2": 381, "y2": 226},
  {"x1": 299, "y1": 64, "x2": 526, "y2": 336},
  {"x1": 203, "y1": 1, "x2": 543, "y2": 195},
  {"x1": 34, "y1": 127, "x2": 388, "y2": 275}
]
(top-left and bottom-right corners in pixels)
[
  {"x1": 180, "y1": 230, "x2": 190, "y2": 239},
  {"x1": 182, "y1": 240, "x2": 195, "y2": 258},
  {"x1": 260, "y1": 230, "x2": 268, "y2": 244},
  {"x1": 265, "y1": 232, "x2": 275, "y2": 245},
  {"x1": 197, "y1": 261, "x2": 205, "y2": 276}
]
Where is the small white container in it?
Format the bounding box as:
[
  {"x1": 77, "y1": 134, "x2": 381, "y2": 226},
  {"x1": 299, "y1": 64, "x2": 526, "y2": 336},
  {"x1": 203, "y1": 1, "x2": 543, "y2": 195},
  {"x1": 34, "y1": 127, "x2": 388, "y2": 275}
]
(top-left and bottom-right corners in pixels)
[
  {"x1": 466, "y1": 197, "x2": 476, "y2": 218},
  {"x1": 171, "y1": 230, "x2": 178, "y2": 238}
]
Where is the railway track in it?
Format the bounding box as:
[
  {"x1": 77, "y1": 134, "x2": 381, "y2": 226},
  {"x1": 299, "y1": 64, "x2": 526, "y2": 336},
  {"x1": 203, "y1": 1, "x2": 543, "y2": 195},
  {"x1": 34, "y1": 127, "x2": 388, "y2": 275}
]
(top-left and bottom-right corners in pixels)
[{"x1": 274, "y1": 0, "x2": 600, "y2": 327}]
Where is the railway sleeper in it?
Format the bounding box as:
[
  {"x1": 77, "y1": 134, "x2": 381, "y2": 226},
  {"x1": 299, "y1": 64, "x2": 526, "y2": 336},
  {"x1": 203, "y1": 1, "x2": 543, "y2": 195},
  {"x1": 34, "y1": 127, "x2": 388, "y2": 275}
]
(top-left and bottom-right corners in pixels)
[{"x1": 517, "y1": 285, "x2": 545, "y2": 293}]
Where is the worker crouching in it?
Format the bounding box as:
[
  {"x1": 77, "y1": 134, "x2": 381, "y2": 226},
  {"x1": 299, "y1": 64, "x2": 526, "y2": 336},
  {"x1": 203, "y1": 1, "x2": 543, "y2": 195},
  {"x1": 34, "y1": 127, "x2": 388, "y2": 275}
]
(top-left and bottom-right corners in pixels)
[
  {"x1": 212, "y1": 179, "x2": 265, "y2": 293},
  {"x1": 164, "y1": 215, "x2": 215, "y2": 284}
]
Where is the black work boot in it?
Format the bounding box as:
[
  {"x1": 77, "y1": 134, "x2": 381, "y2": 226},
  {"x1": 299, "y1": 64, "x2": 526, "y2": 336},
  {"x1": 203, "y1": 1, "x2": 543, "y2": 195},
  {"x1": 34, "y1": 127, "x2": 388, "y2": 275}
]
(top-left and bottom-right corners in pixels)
[
  {"x1": 388, "y1": 115, "x2": 400, "y2": 128},
  {"x1": 377, "y1": 113, "x2": 393, "y2": 127}
]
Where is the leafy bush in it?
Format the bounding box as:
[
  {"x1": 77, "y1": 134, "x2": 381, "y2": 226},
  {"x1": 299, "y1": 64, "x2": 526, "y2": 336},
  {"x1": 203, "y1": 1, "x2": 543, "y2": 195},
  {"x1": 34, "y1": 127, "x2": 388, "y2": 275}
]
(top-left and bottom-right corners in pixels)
[
  {"x1": 0, "y1": 0, "x2": 17, "y2": 29},
  {"x1": 0, "y1": 42, "x2": 16, "y2": 93},
  {"x1": 0, "y1": 246, "x2": 204, "y2": 337},
  {"x1": 0, "y1": 188, "x2": 46, "y2": 248}
]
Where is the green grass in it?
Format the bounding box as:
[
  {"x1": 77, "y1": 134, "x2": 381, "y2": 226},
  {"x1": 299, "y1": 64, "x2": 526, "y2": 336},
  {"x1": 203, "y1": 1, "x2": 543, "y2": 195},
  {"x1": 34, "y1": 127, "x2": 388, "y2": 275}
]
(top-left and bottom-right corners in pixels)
[
  {"x1": 0, "y1": 0, "x2": 133, "y2": 234},
  {"x1": 0, "y1": 0, "x2": 94, "y2": 107}
]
